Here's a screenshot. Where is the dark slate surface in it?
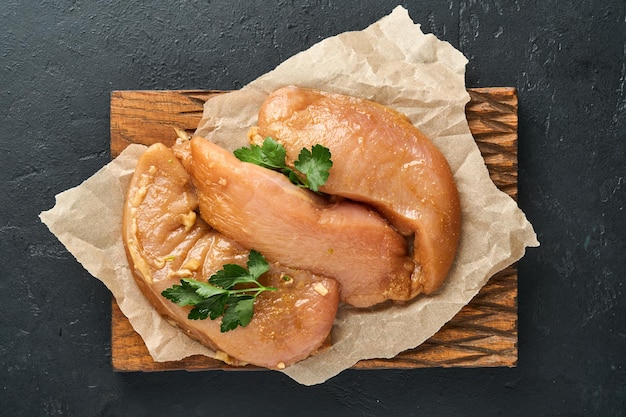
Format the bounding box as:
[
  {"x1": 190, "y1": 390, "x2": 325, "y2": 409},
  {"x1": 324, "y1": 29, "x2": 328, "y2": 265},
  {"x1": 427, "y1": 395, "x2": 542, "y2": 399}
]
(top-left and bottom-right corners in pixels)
[{"x1": 2, "y1": 1, "x2": 624, "y2": 415}]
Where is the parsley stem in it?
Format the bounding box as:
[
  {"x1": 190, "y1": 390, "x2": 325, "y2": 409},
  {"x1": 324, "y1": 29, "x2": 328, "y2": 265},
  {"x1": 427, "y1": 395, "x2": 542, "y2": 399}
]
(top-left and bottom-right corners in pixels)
[{"x1": 228, "y1": 284, "x2": 277, "y2": 297}]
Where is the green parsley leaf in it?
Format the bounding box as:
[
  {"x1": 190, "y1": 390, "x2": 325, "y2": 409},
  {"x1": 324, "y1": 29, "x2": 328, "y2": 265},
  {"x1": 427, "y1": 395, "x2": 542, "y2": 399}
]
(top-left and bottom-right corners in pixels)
[
  {"x1": 189, "y1": 294, "x2": 229, "y2": 320},
  {"x1": 209, "y1": 264, "x2": 253, "y2": 289},
  {"x1": 221, "y1": 296, "x2": 255, "y2": 332},
  {"x1": 233, "y1": 137, "x2": 286, "y2": 171},
  {"x1": 294, "y1": 144, "x2": 333, "y2": 192},
  {"x1": 245, "y1": 249, "x2": 271, "y2": 280},
  {"x1": 161, "y1": 250, "x2": 277, "y2": 332},
  {"x1": 182, "y1": 278, "x2": 229, "y2": 298},
  {"x1": 161, "y1": 280, "x2": 206, "y2": 306},
  {"x1": 234, "y1": 137, "x2": 332, "y2": 192}
]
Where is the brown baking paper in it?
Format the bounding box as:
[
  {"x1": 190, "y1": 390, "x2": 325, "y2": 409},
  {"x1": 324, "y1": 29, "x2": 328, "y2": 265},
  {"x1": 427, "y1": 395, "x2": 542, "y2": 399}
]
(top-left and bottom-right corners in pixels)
[{"x1": 40, "y1": 6, "x2": 538, "y2": 385}]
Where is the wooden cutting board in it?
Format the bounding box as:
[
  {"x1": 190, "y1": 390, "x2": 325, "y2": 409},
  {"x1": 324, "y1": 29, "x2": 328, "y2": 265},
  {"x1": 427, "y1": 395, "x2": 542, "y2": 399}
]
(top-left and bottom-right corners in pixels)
[{"x1": 110, "y1": 88, "x2": 519, "y2": 371}]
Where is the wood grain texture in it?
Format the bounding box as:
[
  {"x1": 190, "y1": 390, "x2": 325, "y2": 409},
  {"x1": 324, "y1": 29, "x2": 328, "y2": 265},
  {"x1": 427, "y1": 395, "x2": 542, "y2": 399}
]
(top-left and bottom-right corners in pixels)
[{"x1": 110, "y1": 87, "x2": 519, "y2": 372}]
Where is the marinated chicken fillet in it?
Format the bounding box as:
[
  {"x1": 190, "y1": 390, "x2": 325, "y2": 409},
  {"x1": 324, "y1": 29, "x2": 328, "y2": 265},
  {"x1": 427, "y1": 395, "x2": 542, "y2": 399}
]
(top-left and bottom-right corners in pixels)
[
  {"x1": 253, "y1": 86, "x2": 461, "y2": 296},
  {"x1": 187, "y1": 136, "x2": 415, "y2": 308},
  {"x1": 122, "y1": 143, "x2": 340, "y2": 369}
]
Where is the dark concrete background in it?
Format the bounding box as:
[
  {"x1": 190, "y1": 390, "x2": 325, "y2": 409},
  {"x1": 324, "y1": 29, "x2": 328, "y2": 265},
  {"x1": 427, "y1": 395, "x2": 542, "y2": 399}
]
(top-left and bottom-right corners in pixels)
[{"x1": 2, "y1": 1, "x2": 624, "y2": 415}]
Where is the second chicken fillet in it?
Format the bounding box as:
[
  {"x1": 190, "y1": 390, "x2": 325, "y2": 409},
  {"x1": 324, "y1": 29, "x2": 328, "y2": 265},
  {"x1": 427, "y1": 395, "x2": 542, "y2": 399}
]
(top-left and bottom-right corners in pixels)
[{"x1": 187, "y1": 136, "x2": 415, "y2": 308}]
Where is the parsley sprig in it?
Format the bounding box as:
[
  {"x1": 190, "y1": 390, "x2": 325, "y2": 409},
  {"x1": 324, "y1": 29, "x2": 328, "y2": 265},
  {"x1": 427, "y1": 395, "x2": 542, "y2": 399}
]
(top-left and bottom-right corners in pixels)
[
  {"x1": 234, "y1": 137, "x2": 332, "y2": 192},
  {"x1": 161, "y1": 250, "x2": 277, "y2": 332}
]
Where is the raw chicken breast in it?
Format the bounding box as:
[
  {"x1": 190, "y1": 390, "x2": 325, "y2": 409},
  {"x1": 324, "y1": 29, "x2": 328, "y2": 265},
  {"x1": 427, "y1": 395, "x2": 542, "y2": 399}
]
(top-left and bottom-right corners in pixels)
[
  {"x1": 187, "y1": 135, "x2": 415, "y2": 307},
  {"x1": 254, "y1": 86, "x2": 461, "y2": 296},
  {"x1": 122, "y1": 143, "x2": 339, "y2": 369}
]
